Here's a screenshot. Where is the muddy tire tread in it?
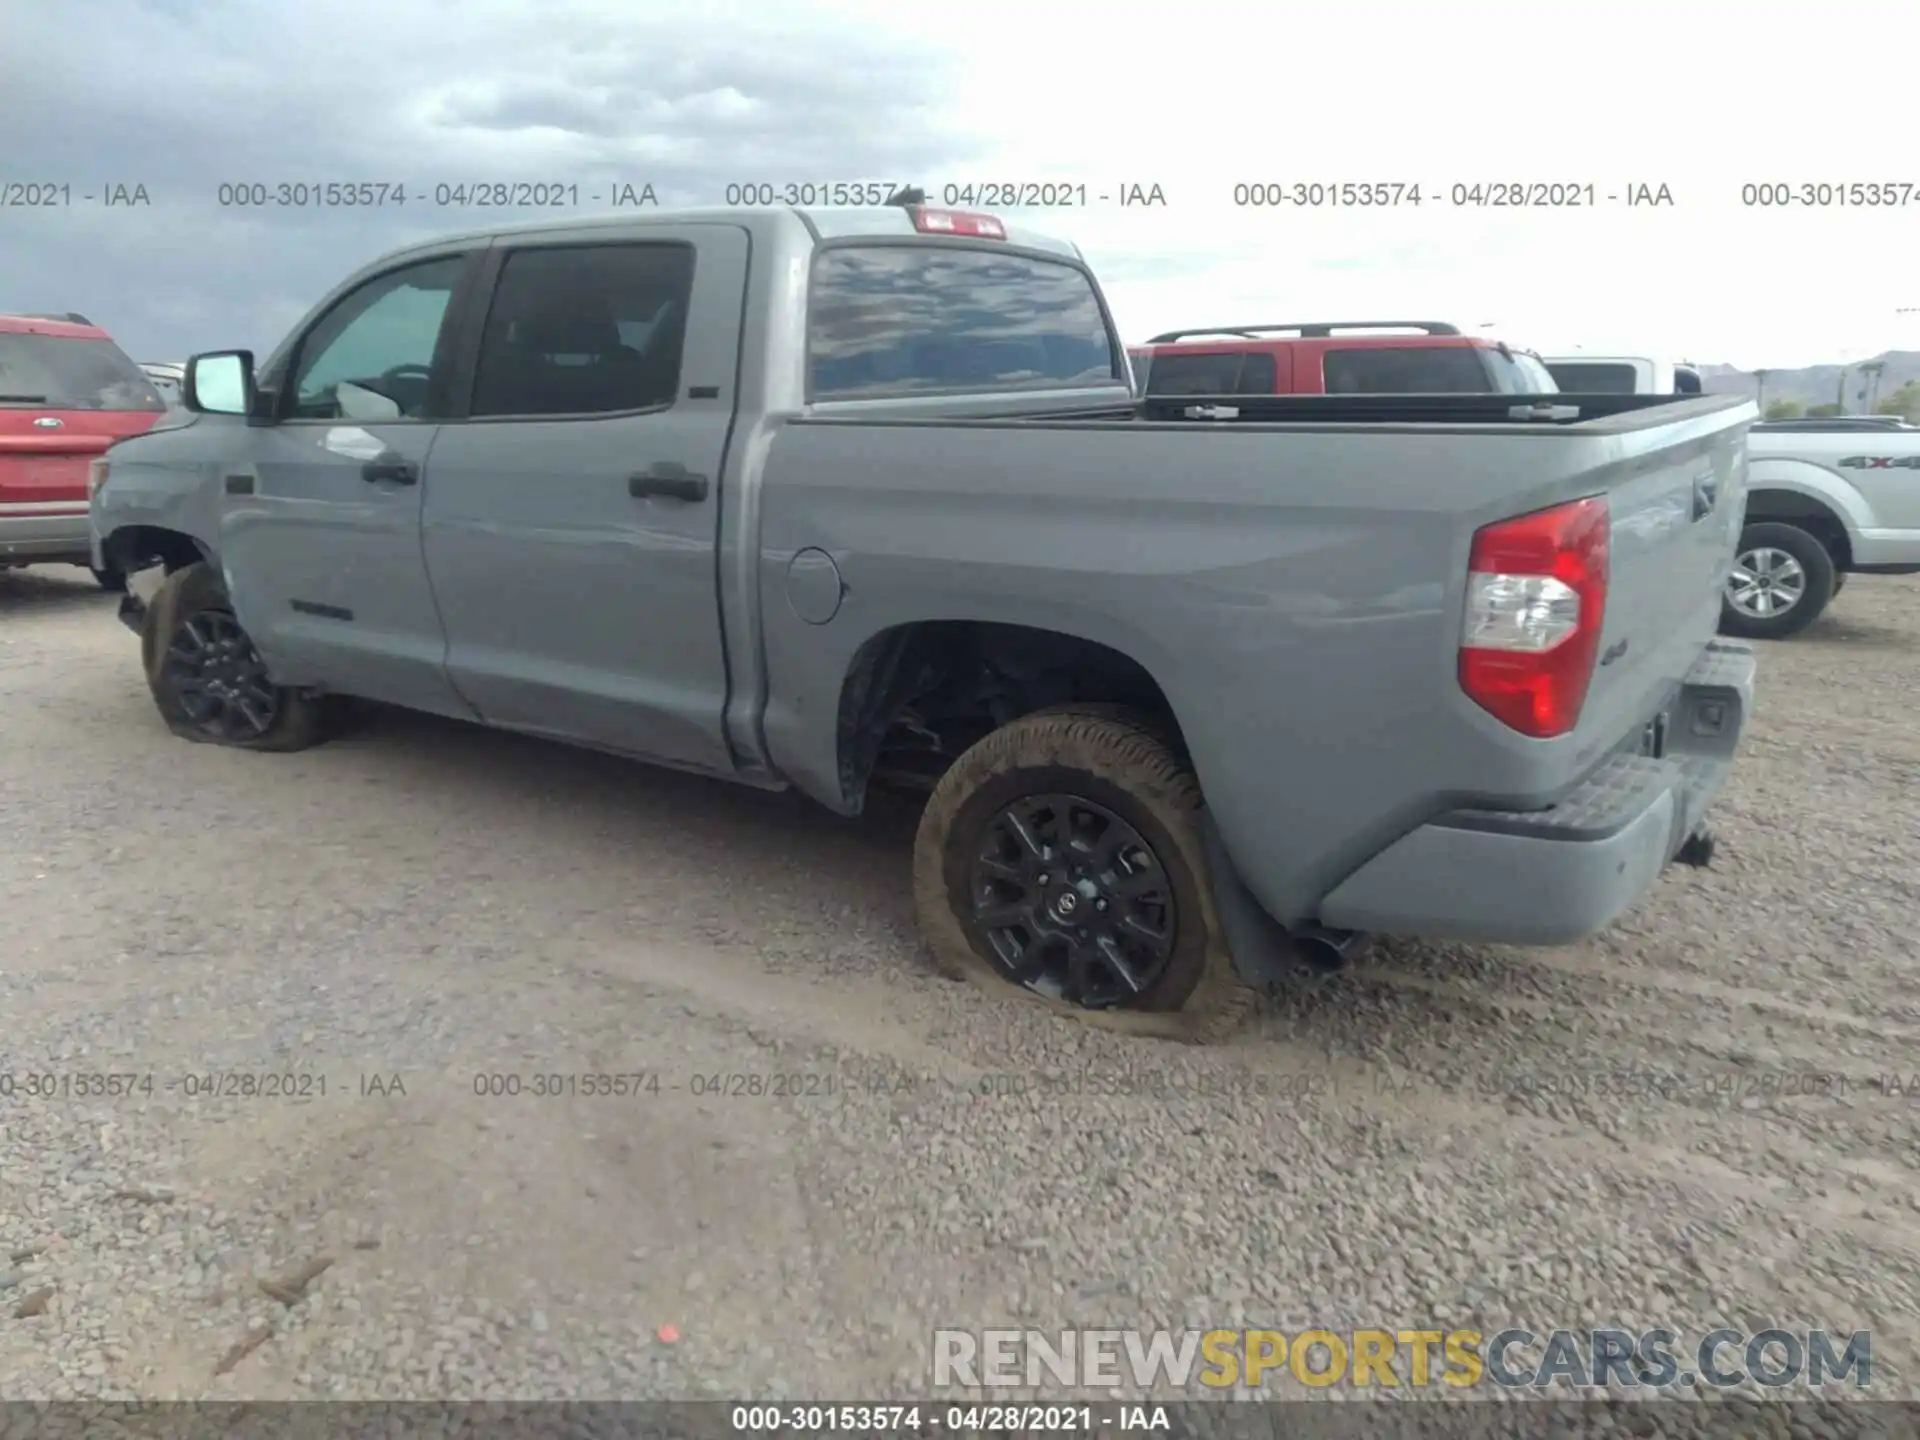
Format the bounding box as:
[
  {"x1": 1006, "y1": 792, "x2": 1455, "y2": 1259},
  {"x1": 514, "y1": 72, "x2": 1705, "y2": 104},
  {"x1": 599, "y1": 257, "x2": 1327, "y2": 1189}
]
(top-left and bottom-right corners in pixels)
[
  {"x1": 143, "y1": 562, "x2": 332, "y2": 752},
  {"x1": 911, "y1": 704, "x2": 1255, "y2": 1045}
]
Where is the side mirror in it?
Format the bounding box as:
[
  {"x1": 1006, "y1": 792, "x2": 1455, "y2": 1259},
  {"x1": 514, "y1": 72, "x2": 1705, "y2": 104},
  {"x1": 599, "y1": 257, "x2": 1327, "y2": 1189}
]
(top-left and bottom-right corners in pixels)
[{"x1": 183, "y1": 350, "x2": 256, "y2": 416}]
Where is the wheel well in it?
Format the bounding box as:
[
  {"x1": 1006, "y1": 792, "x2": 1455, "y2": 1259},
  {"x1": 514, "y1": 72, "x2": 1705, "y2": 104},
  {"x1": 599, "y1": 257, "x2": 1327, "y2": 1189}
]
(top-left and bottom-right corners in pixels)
[
  {"x1": 1743, "y1": 490, "x2": 1853, "y2": 570},
  {"x1": 101, "y1": 526, "x2": 208, "y2": 576},
  {"x1": 835, "y1": 621, "x2": 1182, "y2": 810}
]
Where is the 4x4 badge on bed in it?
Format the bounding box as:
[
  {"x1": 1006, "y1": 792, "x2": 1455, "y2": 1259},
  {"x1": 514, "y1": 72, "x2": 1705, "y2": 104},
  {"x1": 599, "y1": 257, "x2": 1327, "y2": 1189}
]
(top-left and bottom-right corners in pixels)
[
  {"x1": 32, "y1": 416, "x2": 62, "y2": 428},
  {"x1": 1839, "y1": 455, "x2": 1920, "y2": 469}
]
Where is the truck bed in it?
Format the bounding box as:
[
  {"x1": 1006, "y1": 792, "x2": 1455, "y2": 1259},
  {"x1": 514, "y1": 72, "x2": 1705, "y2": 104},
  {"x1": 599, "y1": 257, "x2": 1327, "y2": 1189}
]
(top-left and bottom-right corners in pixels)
[{"x1": 748, "y1": 391, "x2": 1755, "y2": 931}]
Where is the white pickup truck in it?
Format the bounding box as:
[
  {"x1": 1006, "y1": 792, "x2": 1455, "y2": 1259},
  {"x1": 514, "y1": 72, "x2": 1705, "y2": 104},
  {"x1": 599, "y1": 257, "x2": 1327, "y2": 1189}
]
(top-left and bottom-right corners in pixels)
[
  {"x1": 1545, "y1": 355, "x2": 1920, "y2": 637},
  {"x1": 1721, "y1": 417, "x2": 1920, "y2": 637}
]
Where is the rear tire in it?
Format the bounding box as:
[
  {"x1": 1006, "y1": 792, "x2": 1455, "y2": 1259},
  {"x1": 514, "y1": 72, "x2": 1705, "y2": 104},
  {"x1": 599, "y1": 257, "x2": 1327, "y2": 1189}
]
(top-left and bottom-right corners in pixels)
[
  {"x1": 1719, "y1": 521, "x2": 1835, "y2": 640},
  {"x1": 912, "y1": 706, "x2": 1256, "y2": 1044},
  {"x1": 143, "y1": 563, "x2": 334, "y2": 751}
]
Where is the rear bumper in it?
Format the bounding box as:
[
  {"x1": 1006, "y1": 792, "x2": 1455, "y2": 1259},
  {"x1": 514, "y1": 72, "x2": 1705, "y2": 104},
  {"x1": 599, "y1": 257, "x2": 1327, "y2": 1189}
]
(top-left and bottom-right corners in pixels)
[
  {"x1": 1318, "y1": 639, "x2": 1756, "y2": 945},
  {"x1": 0, "y1": 504, "x2": 92, "y2": 563}
]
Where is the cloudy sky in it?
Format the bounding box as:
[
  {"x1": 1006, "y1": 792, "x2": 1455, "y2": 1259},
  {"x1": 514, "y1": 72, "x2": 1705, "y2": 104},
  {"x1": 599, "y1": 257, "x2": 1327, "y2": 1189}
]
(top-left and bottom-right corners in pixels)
[{"x1": 6, "y1": 0, "x2": 1918, "y2": 369}]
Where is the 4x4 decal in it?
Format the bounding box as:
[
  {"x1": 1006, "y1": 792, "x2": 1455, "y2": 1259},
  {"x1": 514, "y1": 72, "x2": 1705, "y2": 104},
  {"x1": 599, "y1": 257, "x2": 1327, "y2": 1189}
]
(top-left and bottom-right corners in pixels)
[{"x1": 1839, "y1": 455, "x2": 1920, "y2": 470}]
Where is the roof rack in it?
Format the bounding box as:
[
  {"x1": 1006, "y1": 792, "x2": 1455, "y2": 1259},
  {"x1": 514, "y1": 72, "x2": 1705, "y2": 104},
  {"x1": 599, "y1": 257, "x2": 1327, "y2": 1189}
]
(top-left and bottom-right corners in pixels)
[
  {"x1": 13, "y1": 311, "x2": 92, "y2": 325},
  {"x1": 1145, "y1": 321, "x2": 1463, "y2": 344},
  {"x1": 883, "y1": 186, "x2": 927, "y2": 207}
]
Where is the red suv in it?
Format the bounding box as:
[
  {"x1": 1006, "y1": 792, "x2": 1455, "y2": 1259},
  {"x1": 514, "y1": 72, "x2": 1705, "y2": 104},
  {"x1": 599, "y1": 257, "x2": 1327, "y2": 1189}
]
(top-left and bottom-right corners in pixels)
[
  {"x1": 1128, "y1": 321, "x2": 1558, "y2": 398},
  {"x1": 1, "y1": 312, "x2": 168, "y2": 589}
]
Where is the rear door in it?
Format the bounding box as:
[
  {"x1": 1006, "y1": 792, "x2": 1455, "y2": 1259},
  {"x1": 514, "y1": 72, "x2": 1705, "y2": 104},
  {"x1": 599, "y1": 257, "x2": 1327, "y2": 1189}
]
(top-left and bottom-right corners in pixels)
[
  {"x1": 0, "y1": 330, "x2": 164, "y2": 546},
  {"x1": 219, "y1": 248, "x2": 479, "y2": 715},
  {"x1": 420, "y1": 226, "x2": 747, "y2": 772}
]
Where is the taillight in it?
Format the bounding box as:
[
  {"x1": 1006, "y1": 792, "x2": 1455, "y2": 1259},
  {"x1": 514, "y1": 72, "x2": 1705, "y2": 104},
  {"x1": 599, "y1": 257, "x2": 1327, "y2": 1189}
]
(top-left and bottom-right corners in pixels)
[
  {"x1": 909, "y1": 207, "x2": 1007, "y2": 239},
  {"x1": 1458, "y1": 495, "x2": 1610, "y2": 738},
  {"x1": 88, "y1": 458, "x2": 110, "y2": 497}
]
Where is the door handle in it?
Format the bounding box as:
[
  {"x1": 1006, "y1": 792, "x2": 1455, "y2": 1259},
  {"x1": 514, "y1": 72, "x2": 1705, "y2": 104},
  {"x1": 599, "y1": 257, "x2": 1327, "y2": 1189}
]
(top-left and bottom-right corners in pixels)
[
  {"x1": 628, "y1": 463, "x2": 709, "y2": 502},
  {"x1": 361, "y1": 456, "x2": 419, "y2": 485}
]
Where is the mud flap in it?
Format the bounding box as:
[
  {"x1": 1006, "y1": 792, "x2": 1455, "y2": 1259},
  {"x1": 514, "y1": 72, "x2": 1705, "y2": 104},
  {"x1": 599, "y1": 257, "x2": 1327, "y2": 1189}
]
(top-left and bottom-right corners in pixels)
[{"x1": 1200, "y1": 811, "x2": 1300, "y2": 990}]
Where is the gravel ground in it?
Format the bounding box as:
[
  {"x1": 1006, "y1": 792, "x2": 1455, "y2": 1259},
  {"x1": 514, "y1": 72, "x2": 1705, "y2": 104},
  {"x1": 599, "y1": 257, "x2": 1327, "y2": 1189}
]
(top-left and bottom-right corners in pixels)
[{"x1": 2, "y1": 564, "x2": 1917, "y2": 1415}]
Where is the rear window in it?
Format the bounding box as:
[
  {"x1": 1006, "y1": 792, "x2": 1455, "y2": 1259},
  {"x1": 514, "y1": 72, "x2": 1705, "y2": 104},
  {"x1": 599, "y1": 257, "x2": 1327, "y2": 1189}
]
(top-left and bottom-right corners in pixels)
[
  {"x1": 1545, "y1": 362, "x2": 1640, "y2": 393},
  {"x1": 1140, "y1": 350, "x2": 1277, "y2": 396},
  {"x1": 0, "y1": 333, "x2": 166, "y2": 411},
  {"x1": 808, "y1": 245, "x2": 1120, "y2": 399},
  {"x1": 1321, "y1": 345, "x2": 1492, "y2": 394}
]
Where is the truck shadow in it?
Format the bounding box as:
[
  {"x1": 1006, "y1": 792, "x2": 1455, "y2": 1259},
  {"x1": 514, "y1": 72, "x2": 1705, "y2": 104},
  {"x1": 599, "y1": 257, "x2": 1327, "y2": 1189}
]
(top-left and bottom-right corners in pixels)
[
  {"x1": 1801, "y1": 612, "x2": 1916, "y2": 649},
  {"x1": 332, "y1": 697, "x2": 927, "y2": 923},
  {"x1": 0, "y1": 566, "x2": 112, "y2": 615}
]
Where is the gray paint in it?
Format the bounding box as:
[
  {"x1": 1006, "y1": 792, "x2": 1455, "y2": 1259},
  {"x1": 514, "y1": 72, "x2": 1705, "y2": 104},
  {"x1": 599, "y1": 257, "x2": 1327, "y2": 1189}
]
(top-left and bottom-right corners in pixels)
[{"x1": 91, "y1": 205, "x2": 1759, "y2": 957}]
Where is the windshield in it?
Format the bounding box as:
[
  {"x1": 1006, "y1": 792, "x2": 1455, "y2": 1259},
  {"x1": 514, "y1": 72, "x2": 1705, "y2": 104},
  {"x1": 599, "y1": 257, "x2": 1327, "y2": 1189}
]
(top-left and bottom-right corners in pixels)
[
  {"x1": 0, "y1": 333, "x2": 166, "y2": 411},
  {"x1": 1514, "y1": 352, "x2": 1558, "y2": 392}
]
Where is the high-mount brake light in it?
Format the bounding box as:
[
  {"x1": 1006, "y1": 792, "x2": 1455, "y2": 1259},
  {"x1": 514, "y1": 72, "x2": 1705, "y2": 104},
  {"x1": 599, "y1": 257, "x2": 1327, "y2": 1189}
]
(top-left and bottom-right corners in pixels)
[
  {"x1": 1458, "y1": 495, "x2": 1610, "y2": 739},
  {"x1": 910, "y1": 207, "x2": 1007, "y2": 240}
]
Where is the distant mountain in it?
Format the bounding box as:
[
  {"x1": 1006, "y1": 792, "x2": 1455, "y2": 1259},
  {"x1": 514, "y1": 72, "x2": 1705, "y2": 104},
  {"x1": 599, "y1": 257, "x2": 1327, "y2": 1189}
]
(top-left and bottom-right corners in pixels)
[{"x1": 1695, "y1": 350, "x2": 1920, "y2": 413}]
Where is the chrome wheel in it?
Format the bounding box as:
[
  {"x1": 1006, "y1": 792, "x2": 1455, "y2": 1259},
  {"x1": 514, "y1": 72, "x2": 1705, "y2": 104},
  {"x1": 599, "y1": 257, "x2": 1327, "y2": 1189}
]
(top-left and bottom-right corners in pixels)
[{"x1": 1727, "y1": 547, "x2": 1807, "y2": 619}]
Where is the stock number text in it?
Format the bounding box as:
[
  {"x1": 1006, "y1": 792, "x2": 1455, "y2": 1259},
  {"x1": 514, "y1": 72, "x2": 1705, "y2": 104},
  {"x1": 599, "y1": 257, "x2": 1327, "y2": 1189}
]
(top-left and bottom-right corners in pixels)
[
  {"x1": 1741, "y1": 182, "x2": 1920, "y2": 208},
  {"x1": 216, "y1": 182, "x2": 408, "y2": 208},
  {"x1": 1, "y1": 1072, "x2": 155, "y2": 1100},
  {"x1": 1234, "y1": 181, "x2": 1422, "y2": 208},
  {"x1": 723, "y1": 182, "x2": 905, "y2": 207}
]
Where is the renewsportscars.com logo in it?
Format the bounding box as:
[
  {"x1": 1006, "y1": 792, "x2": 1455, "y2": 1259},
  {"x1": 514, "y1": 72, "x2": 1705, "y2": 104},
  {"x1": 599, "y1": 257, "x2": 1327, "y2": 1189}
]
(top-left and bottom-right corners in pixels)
[{"x1": 932, "y1": 1327, "x2": 1872, "y2": 1392}]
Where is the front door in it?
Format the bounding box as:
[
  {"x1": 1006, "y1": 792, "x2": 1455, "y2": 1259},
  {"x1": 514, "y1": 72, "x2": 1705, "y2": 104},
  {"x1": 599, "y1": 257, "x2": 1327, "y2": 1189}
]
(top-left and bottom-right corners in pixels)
[
  {"x1": 220, "y1": 251, "x2": 477, "y2": 717},
  {"x1": 421, "y1": 227, "x2": 747, "y2": 771}
]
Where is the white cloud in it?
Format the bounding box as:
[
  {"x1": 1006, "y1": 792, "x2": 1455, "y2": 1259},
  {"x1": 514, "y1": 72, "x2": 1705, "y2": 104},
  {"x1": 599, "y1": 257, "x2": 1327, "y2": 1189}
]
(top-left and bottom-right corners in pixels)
[{"x1": 6, "y1": 0, "x2": 1917, "y2": 365}]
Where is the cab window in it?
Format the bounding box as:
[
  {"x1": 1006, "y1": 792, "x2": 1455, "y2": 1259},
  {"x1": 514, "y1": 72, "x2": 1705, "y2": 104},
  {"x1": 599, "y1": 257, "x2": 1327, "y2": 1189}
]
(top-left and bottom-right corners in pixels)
[{"x1": 286, "y1": 256, "x2": 465, "y2": 421}]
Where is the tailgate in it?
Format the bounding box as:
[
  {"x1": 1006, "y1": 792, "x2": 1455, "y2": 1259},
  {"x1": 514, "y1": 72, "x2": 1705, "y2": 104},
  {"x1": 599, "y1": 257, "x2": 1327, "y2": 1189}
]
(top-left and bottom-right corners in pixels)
[
  {"x1": 0, "y1": 411, "x2": 155, "y2": 505},
  {"x1": 1575, "y1": 407, "x2": 1748, "y2": 749}
]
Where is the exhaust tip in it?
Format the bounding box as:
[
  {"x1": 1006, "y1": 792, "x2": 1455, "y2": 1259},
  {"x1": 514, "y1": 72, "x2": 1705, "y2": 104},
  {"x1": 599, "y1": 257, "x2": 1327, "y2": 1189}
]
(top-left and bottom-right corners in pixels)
[{"x1": 1292, "y1": 925, "x2": 1366, "y2": 973}]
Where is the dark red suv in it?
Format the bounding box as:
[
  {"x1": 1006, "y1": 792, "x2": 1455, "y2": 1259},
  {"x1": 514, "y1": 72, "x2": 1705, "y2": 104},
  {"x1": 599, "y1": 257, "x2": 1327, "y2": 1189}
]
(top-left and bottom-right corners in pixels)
[
  {"x1": 1128, "y1": 321, "x2": 1558, "y2": 398},
  {"x1": 0, "y1": 312, "x2": 168, "y2": 589}
]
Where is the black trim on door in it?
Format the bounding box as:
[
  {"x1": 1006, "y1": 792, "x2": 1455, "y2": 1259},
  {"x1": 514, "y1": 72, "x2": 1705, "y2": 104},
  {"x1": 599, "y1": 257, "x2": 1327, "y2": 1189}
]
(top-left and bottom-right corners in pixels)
[{"x1": 436, "y1": 242, "x2": 503, "y2": 422}]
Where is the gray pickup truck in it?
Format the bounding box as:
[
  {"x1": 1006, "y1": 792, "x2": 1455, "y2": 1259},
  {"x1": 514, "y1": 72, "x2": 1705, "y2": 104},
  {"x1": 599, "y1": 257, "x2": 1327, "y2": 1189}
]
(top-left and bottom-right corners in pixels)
[{"x1": 90, "y1": 199, "x2": 1758, "y2": 1042}]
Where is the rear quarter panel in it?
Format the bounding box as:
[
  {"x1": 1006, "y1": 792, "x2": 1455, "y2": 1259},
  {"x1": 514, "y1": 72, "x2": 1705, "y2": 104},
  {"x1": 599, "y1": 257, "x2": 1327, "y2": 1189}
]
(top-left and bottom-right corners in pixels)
[{"x1": 752, "y1": 400, "x2": 1752, "y2": 928}]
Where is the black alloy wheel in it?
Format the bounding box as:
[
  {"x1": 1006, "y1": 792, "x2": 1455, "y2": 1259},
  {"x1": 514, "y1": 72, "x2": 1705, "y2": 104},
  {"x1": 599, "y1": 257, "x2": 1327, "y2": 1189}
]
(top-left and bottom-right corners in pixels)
[
  {"x1": 912, "y1": 706, "x2": 1256, "y2": 1042},
  {"x1": 966, "y1": 792, "x2": 1178, "y2": 1009},
  {"x1": 162, "y1": 609, "x2": 282, "y2": 742},
  {"x1": 141, "y1": 562, "x2": 334, "y2": 751}
]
